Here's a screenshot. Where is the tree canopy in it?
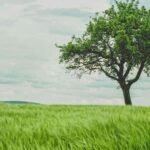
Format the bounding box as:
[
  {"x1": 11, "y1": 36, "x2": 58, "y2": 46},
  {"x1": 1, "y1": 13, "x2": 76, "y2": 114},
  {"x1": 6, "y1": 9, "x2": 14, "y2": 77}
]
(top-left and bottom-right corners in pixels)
[{"x1": 57, "y1": 0, "x2": 150, "y2": 105}]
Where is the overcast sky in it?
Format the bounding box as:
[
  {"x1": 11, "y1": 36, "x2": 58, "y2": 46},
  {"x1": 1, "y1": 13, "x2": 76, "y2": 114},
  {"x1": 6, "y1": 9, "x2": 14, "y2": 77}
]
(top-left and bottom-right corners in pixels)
[{"x1": 0, "y1": 0, "x2": 149, "y2": 105}]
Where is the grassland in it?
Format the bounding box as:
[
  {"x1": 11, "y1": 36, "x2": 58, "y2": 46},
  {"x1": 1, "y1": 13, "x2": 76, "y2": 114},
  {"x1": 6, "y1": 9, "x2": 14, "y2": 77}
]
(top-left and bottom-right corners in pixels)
[{"x1": 0, "y1": 104, "x2": 150, "y2": 150}]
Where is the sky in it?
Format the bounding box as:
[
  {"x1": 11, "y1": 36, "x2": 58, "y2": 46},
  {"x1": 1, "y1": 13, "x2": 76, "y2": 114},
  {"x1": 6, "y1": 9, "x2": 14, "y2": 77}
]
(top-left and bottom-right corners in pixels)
[{"x1": 0, "y1": 0, "x2": 149, "y2": 105}]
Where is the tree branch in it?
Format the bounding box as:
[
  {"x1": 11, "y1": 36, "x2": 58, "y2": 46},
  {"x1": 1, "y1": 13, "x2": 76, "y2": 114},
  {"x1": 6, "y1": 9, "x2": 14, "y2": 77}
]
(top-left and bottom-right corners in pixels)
[
  {"x1": 128, "y1": 61, "x2": 145, "y2": 86},
  {"x1": 123, "y1": 64, "x2": 132, "y2": 79},
  {"x1": 101, "y1": 68, "x2": 118, "y2": 81},
  {"x1": 107, "y1": 41, "x2": 120, "y2": 66}
]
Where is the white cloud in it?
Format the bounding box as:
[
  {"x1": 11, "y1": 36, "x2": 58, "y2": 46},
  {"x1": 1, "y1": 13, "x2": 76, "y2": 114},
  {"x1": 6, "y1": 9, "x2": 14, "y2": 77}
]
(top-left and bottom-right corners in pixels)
[{"x1": 37, "y1": 0, "x2": 110, "y2": 12}]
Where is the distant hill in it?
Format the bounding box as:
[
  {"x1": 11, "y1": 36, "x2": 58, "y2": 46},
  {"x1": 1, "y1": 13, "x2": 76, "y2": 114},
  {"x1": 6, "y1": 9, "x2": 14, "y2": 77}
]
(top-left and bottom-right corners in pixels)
[{"x1": 0, "y1": 101, "x2": 39, "y2": 105}]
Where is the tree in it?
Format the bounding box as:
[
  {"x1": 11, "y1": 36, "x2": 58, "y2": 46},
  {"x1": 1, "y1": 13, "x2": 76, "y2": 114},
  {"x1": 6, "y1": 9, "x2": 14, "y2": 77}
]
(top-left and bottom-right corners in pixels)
[{"x1": 57, "y1": 0, "x2": 150, "y2": 105}]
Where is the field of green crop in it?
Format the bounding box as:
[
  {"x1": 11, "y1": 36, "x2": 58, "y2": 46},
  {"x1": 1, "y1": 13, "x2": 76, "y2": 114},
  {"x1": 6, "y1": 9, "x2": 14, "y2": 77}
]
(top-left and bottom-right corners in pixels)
[{"x1": 0, "y1": 104, "x2": 150, "y2": 150}]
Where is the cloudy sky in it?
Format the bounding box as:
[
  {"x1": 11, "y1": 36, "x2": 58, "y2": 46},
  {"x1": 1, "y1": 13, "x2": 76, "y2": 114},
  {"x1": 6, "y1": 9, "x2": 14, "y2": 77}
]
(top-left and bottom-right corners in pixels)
[{"x1": 0, "y1": 0, "x2": 149, "y2": 105}]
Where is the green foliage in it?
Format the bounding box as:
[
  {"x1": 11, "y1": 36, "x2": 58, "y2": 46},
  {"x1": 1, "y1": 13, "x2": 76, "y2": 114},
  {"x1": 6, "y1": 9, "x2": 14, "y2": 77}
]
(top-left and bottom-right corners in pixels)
[
  {"x1": 0, "y1": 104, "x2": 150, "y2": 150},
  {"x1": 58, "y1": 0, "x2": 149, "y2": 78},
  {"x1": 57, "y1": 0, "x2": 150, "y2": 105}
]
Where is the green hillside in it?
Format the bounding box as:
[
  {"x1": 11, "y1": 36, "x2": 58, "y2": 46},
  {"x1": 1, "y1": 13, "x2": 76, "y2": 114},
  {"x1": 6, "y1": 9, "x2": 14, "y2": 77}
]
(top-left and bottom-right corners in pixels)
[{"x1": 0, "y1": 104, "x2": 150, "y2": 150}]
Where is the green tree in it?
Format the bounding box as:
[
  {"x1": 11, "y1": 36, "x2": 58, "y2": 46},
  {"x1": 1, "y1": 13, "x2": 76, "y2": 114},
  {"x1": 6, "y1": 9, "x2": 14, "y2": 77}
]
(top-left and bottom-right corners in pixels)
[{"x1": 57, "y1": 0, "x2": 150, "y2": 105}]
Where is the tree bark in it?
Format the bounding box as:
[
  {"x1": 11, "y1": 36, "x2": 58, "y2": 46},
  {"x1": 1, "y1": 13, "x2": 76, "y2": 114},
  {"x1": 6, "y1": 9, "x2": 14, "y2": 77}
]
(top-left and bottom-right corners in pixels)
[{"x1": 122, "y1": 86, "x2": 132, "y2": 105}]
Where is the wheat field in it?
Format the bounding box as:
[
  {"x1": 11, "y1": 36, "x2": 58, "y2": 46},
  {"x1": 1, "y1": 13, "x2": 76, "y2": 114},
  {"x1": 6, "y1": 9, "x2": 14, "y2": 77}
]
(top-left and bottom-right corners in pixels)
[{"x1": 0, "y1": 104, "x2": 150, "y2": 150}]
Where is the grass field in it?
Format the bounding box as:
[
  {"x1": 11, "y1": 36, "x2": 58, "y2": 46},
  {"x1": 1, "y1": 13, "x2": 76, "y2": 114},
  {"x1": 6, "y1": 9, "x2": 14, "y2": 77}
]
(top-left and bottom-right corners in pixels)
[{"x1": 0, "y1": 104, "x2": 150, "y2": 150}]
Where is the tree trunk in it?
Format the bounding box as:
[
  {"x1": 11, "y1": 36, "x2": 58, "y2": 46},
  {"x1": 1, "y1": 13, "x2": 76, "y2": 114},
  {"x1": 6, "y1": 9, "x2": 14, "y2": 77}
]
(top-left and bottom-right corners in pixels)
[{"x1": 122, "y1": 86, "x2": 132, "y2": 105}]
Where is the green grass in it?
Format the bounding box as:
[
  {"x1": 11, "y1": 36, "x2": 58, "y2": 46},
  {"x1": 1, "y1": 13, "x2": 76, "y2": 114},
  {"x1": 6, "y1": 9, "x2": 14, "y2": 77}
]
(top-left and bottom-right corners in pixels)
[{"x1": 0, "y1": 104, "x2": 150, "y2": 150}]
